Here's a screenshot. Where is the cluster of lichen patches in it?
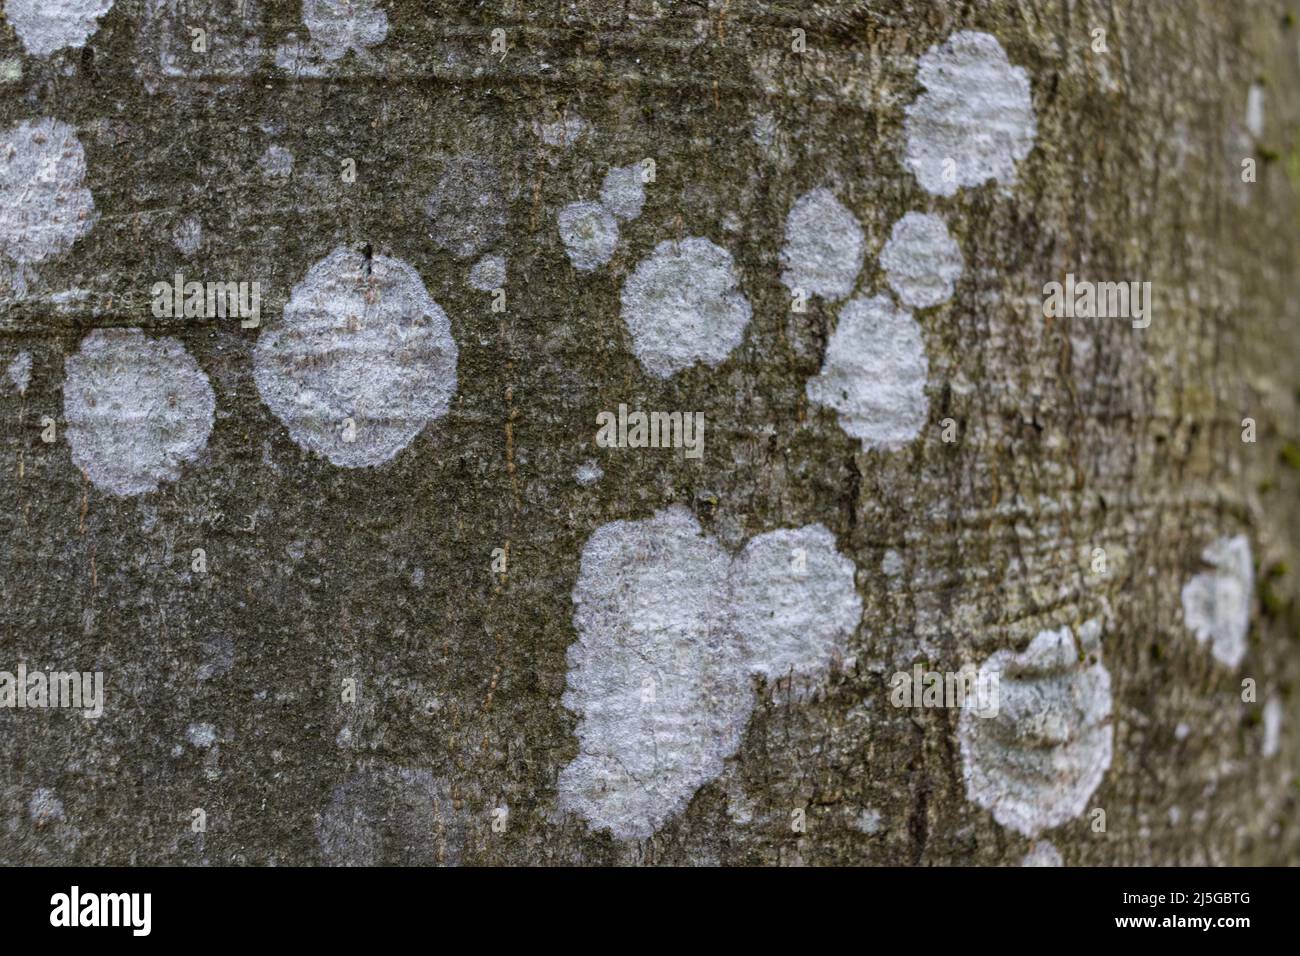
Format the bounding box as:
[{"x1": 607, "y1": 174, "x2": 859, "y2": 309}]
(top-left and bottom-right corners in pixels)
[
  {"x1": 63, "y1": 329, "x2": 216, "y2": 497},
  {"x1": 275, "y1": 0, "x2": 387, "y2": 76},
  {"x1": 3, "y1": 0, "x2": 113, "y2": 57},
  {"x1": 558, "y1": 508, "x2": 860, "y2": 840},
  {"x1": 879, "y1": 212, "x2": 964, "y2": 309},
  {"x1": 0, "y1": 118, "x2": 96, "y2": 275},
  {"x1": 619, "y1": 238, "x2": 752, "y2": 378},
  {"x1": 557, "y1": 163, "x2": 647, "y2": 271},
  {"x1": 1179, "y1": 535, "x2": 1254, "y2": 669},
  {"x1": 316, "y1": 765, "x2": 463, "y2": 866},
  {"x1": 253, "y1": 246, "x2": 459, "y2": 468},
  {"x1": 806, "y1": 295, "x2": 929, "y2": 450},
  {"x1": 779, "y1": 188, "x2": 865, "y2": 303},
  {"x1": 903, "y1": 31, "x2": 1037, "y2": 197},
  {"x1": 424, "y1": 155, "x2": 510, "y2": 260},
  {"x1": 959, "y1": 621, "x2": 1113, "y2": 837}
]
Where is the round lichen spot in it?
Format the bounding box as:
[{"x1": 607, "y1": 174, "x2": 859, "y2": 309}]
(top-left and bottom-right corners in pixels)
[
  {"x1": 779, "y1": 187, "x2": 865, "y2": 302},
  {"x1": 903, "y1": 31, "x2": 1037, "y2": 197},
  {"x1": 0, "y1": 117, "x2": 97, "y2": 266},
  {"x1": 879, "y1": 212, "x2": 964, "y2": 308},
  {"x1": 63, "y1": 329, "x2": 215, "y2": 497},
  {"x1": 253, "y1": 246, "x2": 458, "y2": 468},
  {"x1": 806, "y1": 295, "x2": 929, "y2": 450},
  {"x1": 620, "y1": 237, "x2": 752, "y2": 379}
]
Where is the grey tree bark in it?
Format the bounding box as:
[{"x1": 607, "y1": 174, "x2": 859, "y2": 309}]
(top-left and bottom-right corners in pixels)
[{"x1": 0, "y1": 0, "x2": 1297, "y2": 865}]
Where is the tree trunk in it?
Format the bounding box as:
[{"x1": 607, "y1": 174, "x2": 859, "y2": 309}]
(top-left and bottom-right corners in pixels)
[{"x1": 1, "y1": 0, "x2": 1297, "y2": 865}]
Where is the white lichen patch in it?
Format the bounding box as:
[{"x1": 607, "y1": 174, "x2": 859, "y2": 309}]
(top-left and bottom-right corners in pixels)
[
  {"x1": 28, "y1": 788, "x2": 64, "y2": 826},
  {"x1": 467, "y1": 254, "x2": 505, "y2": 291},
  {"x1": 959, "y1": 623, "x2": 1113, "y2": 837},
  {"x1": 1246, "y1": 84, "x2": 1265, "y2": 139},
  {"x1": 620, "y1": 237, "x2": 752, "y2": 378},
  {"x1": 533, "y1": 114, "x2": 588, "y2": 148},
  {"x1": 903, "y1": 31, "x2": 1037, "y2": 197},
  {"x1": 317, "y1": 765, "x2": 462, "y2": 866},
  {"x1": 806, "y1": 295, "x2": 929, "y2": 450},
  {"x1": 779, "y1": 188, "x2": 865, "y2": 302},
  {"x1": 7, "y1": 350, "x2": 32, "y2": 394},
  {"x1": 730, "y1": 525, "x2": 861, "y2": 689},
  {"x1": 424, "y1": 155, "x2": 510, "y2": 260},
  {"x1": 63, "y1": 329, "x2": 215, "y2": 497},
  {"x1": 253, "y1": 246, "x2": 459, "y2": 468},
  {"x1": 600, "y1": 164, "x2": 646, "y2": 222},
  {"x1": 574, "y1": 459, "x2": 603, "y2": 486},
  {"x1": 558, "y1": 200, "x2": 618, "y2": 271},
  {"x1": 4, "y1": 0, "x2": 114, "y2": 58},
  {"x1": 559, "y1": 508, "x2": 861, "y2": 839},
  {"x1": 879, "y1": 212, "x2": 964, "y2": 309},
  {"x1": 1180, "y1": 535, "x2": 1253, "y2": 668},
  {"x1": 276, "y1": 0, "x2": 387, "y2": 69},
  {"x1": 1022, "y1": 840, "x2": 1063, "y2": 866},
  {"x1": 0, "y1": 118, "x2": 97, "y2": 266},
  {"x1": 172, "y1": 216, "x2": 202, "y2": 256},
  {"x1": 1262, "y1": 695, "x2": 1282, "y2": 758},
  {"x1": 185, "y1": 722, "x2": 217, "y2": 748},
  {"x1": 258, "y1": 144, "x2": 295, "y2": 180},
  {"x1": 559, "y1": 507, "x2": 745, "y2": 841}
]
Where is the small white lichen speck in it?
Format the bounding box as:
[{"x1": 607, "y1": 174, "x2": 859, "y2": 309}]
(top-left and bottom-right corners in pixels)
[
  {"x1": 4, "y1": 0, "x2": 114, "y2": 58},
  {"x1": 253, "y1": 246, "x2": 459, "y2": 468},
  {"x1": 0, "y1": 118, "x2": 96, "y2": 265},
  {"x1": 620, "y1": 237, "x2": 752, "y2": 379},
  {"x1": 63, "y1": 329, "x2": 215, "y2": 497},
  {"x1": 558, "y1": 200, "x2": 619, "y2": 272},
  {"x1": 806, "y1": 295, "x2": 929, "y2": 450},
  {"x1": 779, "y1": 187, "x2": 865, "y2": 302},
  {"x1": 1180, "y1": 535, "x2": 1253, "y2": 669},
  {"x1": 959, "y1": 622, "x2": 1113, "y2": 837},
  {"x1": 1262, "y1": 695, "x2": 1282, "y2": 759},
  {"x1": 599, "y1": 165, "x2": 646, "y2": 222},
  {"x1": 903, "y1": 31, "x2": 1037, "y2": 197},
  {"x1": 559, "y1": 508, "x2": 861, "y2": 839},
  {"x1": 7, "y1": 350, "x2": 32, "y2": 394},
  {"x1": 879, "y1": 212, "x2": 964, "y2": 309}
]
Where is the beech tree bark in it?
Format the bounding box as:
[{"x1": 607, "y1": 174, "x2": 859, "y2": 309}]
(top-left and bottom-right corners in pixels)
[{"x1": 1, "y1": 0, "x2": 1297, "y2": 865}]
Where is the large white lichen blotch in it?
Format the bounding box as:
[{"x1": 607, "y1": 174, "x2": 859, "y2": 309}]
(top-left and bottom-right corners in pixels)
[
  {"x1": 558, "y1": 507, "x2": 748, "y2": 841},
  {"x1": 4, "y1": 0, "x2": 114, "y2": 58},
  {"x1": 1180, "y1": 535, "x2": 1254, "y2": 669},
  {"x1": 730, "y1": 524, "x2": 861, "y2": 690},
  {"x1": 253, "y1": 246, "x2": 459, "y2": 468},
  {"x1": 903, "y1": 31, "x2": 1037, "y2": 197},
  {"x1": 620, "y1": 237, "x2": 752, "y2": 378},
  {"x1": 63, "y1": 329, "x2": 216, "y2": 497},
  {"x1": 559, "y1": 509, "x2": 862, "y2": 839},
  {"x1": 557, "y1": 200, "x2": 619, "y2": 272},
  {"x1": 806, "y1": 294, "x2": 929, "y2": 450},
  {"x1": 959, "y1": 622, "x2": 1113, "y2": 837},
  {"x1": 779, "y1": 187, "x2": 865, "y2": 302},
  {"x1": 0, "y1": 118, "x2": 97, "y2": 266},
  {"x1": 879, "y1": 212, "x2": 964, "y2": 309}
]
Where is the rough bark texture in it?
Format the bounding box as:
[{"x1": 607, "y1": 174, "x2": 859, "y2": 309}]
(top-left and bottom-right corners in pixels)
[{"x1": 1, "y1": 0, "x2": 1298, "y2": 865}]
